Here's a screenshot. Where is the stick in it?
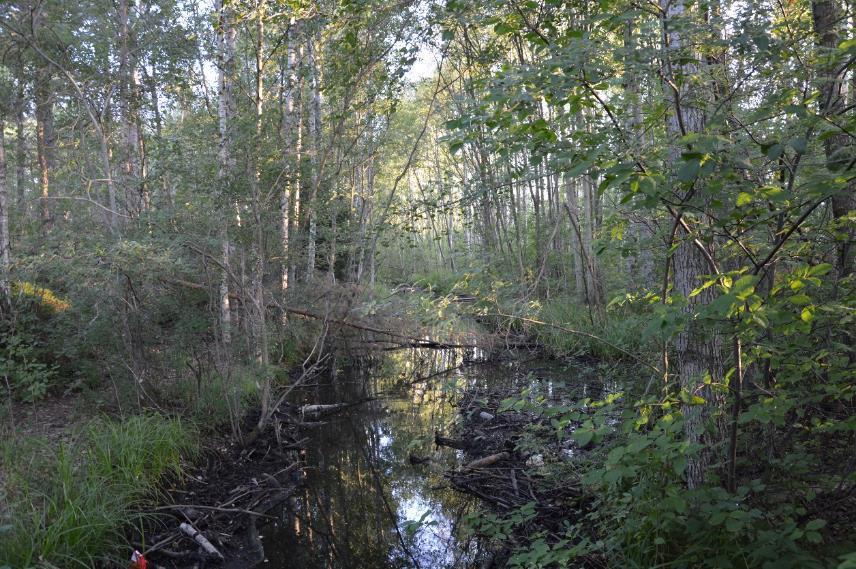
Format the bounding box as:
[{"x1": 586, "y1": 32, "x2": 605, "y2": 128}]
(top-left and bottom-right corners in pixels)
[
  {"x1": 464, "y1": 452, "x2": 510, "y2": 470},
  {"x1": 157, "y1": 504, "x2": 274, "y2": 518},
  {"x1": 179, "y1": 522, "x2": 225, "y2": 560}
]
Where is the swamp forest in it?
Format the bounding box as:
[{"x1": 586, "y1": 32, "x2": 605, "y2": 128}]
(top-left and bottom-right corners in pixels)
[{"x1": 0, "y1": 0, "x2": 854, "y2": 566}]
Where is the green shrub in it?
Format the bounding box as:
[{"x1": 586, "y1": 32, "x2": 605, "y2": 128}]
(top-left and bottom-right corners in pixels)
[{"x1": 0, "y1": 326, "x2": 58, "y2": 403}]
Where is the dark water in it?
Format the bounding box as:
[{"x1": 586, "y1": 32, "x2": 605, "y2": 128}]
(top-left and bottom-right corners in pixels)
[{"x1": 255, "y1": 349, "x2": 602, "y2": 568}]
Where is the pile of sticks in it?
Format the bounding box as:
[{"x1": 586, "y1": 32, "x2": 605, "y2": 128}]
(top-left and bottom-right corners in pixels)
[
  {"x1": 140, "y1": 403, "x2": 310, "y2": 567},
  {"x1": 438, "y1": 384, "x2": 594, "y2": 565}
]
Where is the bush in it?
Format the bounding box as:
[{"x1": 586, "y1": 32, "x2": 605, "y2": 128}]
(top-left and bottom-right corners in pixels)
[{"x1": 0, "y1": 312, "x2": 59, "y2": 403}]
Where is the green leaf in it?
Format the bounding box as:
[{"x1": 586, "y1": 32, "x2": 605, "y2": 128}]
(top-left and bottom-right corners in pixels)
[
  {"x1": 607, "y1": 446, "x2": 625, "y2": 463},
  {"x1": 805, "y1": 519, "x2": 826, "y2": 531},
  {"x1": 765, "y1": 143, "x2": 784, "y2": 160},
  {"x1": 789, "y1": 294, "x2": 812, "y2": 306},
  {"x1": 677, "y1": 159, "x2": 700, "y2": 182},
  {"x1": 789, "y1": 136, "x2": 807, "y2": 154},
  {"x1": 493, "y1": 22, "x2": 513, "y2": 35},
  {"x1": 673, "y1": 456, "x2": 687, "y2": 476},
  {"x1": 573, "y1": 429, "x2": 594, "y2": 447},
  {"x1": 807, "y1": 263, "x2": 832, "y2": 276},
  {"x1": 737, "y1": 192, "x2": 753, "y2": 207}
]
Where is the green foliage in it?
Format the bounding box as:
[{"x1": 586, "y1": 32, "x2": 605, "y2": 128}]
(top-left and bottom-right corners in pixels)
[
  {"x1": 0, "y1": 414, "x2": 196, "y2": 568},
  {"x1": 579, "y1": 397, "x2": 829, "y2": 568},
  {"x1": 0, "y1": 329, "x2": 57, "y2": 402}
]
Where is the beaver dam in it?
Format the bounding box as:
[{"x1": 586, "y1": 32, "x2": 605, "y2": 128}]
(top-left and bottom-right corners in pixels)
[{"x1": 138, "y1": 347, "x2": 616, "y2": 568}]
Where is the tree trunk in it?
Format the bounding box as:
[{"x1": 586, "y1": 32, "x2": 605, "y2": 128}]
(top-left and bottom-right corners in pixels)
[
  {"x1": 564, "y1": 175, "x2": 586, "y2": 302},
  {"x1": 34, "y1": 68, "x2": 53, "y2": 232},
  {"x1": 0, "y1": 116, "x2": 11, "y2": 302},
  {"x1": 661, "y1": 0, "x2": 724, "y2": 489},
  {"x1": 280, "y1": 18, "x2": 299, "y2": 294},
  {"x1": 118, "y1": 0, "x2": 146, "y2": 215},
  {"x1": 582, "y1": 174, "x2": 605, "y2": 309},
  {"x1": 216, "y1": 0, "x2": 236, "y2": 349},
  {"x1": 305, "y1": 30, "x2": 322, "y2": 279},
  {"x1": 14, "y1": 64, "x2": 26, "y2": 208},
  {"x1": 812, "y1": 0, "x2": 855, "y2": 279},
  {"x1": 250, "y1": 0, "x2": 272, "y2": 434}
]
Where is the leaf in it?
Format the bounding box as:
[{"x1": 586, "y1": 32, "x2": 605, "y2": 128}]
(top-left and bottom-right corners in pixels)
[
  {"x1": 737, "y1": 192, "x2": 753, "y2": 207},
  {"x1": 573, "y1": 428, "x2": 594, "y2": 447},
  {"x1": 808, "y1": 263, "x2": 832, "y2": 277},
  {"x1": 607, "y1": 446, "x2": 625, "y2": 463},
  {"x1": 603, "y1": 468, "x2": 623, "y2": 483},
  {"x1": 493, "y1": 22, "x2": 513, "y2": 35},
  {"x1": 765, "y1": 143, "x2": 784, "y2": 160},
  {"x1": 805, "y1": 519, "x2": 826, "y2": 531},
  {"x1": 673, "y1": 456, "x2": 687, "y2": 476},
  {"x1": 789, "y1": 136, "x2": 807, "y2": 154},
  {"x1": 677, "y1": 159, "x2": 700, "y2": 182},
  {"x1": 789, "y1": 294, "x2": 812, "y2": 306}
]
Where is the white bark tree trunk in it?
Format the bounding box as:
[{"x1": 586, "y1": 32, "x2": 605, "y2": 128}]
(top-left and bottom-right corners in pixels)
[
  {"x1": 280, "y1": 19, "x2": 299, "y2": 294},
  {"x1": 305, "y1": 30, "x2": 322, "y2": 279},
  {"x1": 216, "y1": 0, "x2": 236, "y2": 348},
  {"x1": 0, "y1": 115, "x2": 11, "y2": 302}
]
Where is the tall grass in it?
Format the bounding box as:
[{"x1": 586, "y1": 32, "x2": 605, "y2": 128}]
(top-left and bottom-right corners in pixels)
[
  {"x1": 534, "y1": 294, "x2": 653, "y2": 361},
  {"x1": 0, "y1": 414, "x2": 196, "y2": 568}
]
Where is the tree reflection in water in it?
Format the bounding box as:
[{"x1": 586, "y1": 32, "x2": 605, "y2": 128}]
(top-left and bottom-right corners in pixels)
[{"x1": 259, "y1": 348, "x2": 485, "y2": 569}]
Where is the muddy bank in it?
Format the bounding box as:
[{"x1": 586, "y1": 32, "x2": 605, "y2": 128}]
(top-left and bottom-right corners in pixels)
[{"x1": 136, "y1": 401, "x2": 313, "y2": 568}]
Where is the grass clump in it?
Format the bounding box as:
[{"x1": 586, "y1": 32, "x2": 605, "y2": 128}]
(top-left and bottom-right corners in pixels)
[{"x1": 0, "y1": 414, "x2": 196, "y2": 568}]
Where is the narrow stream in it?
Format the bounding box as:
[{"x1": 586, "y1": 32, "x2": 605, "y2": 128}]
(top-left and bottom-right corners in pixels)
[{"x1": 255, "y1": 349, "x2": 603, "y2": 568}]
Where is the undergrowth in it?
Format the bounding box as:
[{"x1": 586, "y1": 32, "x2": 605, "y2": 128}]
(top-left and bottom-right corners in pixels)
[{"x1": 0, "y1": 414, "x2": 196, "y2": 568}]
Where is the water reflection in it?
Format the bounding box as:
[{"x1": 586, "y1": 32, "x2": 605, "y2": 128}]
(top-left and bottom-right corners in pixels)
[
  {"x1": 258, "y1": 349, "x2": 480, "y2": 568},
  {"x1": 257, "y1": 350, "x2": 609, "y2": 568}
]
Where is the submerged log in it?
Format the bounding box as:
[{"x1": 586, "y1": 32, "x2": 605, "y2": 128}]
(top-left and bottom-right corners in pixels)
[
  {"x1": 300, "y1": 403, "x2": 350, "y2": 417},
  {"x1": 179, "y1": 522, "x2": 224, "y2": 561}
]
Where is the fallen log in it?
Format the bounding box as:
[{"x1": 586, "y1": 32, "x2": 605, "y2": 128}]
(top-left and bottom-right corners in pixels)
[
  {"x1": 435, "y1": 432, "x2": 468, "y2": 450},
  {"x1": 179, "y1": 522, "x2": 224, "y2": 561},
  {"x1": 464, "y1": 452, "x2": 510, "y2": 470}
]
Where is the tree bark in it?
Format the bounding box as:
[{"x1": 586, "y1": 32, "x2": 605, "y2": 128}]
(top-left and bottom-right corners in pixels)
[
  {"x1": 14, "y1": 63, "x2": 26, "y2": 208},
  {"x1": 0, "y1": 116, "x2": 11, "y2": 302},
  {"x1": 216, "y1": 0, "x2": 236, "y2": 348},
  {"x1": 305, "y1": 29, "x2": 322, "y2": 279},
  {"x1": 812, "y1": 0, "x2": 855, "y2": 279},
  {"x1": 564, "y1": 175, "x2": 586, "y2": 302},
  {"x1": 34, "y1": 67, "x2": 53, "y2": 231},
  {"x1": 661, "y1": 0, "x2": 724, "y2": 489},
  {"x1": 280, "y1": 18, "x2": 300, "y2": 294}
]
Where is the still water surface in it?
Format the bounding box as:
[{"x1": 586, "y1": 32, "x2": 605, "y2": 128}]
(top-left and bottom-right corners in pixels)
[{"x1": 256, "y1": 349, "x2": 600, "y2": 568}]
